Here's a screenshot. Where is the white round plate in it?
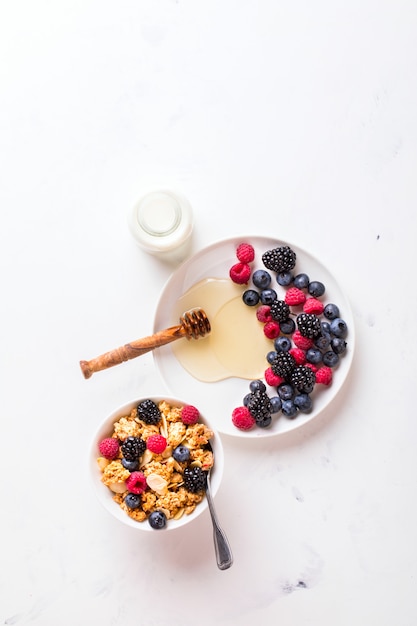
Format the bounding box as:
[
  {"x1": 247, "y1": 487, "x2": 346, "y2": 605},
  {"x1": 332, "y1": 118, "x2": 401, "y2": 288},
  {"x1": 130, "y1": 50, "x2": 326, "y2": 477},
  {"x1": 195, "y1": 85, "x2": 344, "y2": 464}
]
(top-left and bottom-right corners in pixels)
[{"x1": 153, "y1": 236, "x2": 354, "y2": 438}]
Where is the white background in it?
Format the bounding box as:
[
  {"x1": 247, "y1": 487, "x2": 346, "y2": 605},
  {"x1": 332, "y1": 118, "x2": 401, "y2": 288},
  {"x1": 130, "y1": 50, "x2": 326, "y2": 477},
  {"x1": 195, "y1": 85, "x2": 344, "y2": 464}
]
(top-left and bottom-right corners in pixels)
[{"x1": 1, "y1": 1, "x2": 416, "y2": 625}]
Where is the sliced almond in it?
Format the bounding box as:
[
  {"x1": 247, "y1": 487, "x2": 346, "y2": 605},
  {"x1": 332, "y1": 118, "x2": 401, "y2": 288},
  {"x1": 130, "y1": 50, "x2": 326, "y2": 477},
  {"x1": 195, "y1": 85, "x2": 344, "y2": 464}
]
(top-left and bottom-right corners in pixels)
[
  {"x1": 162, "y1": 445, "x2": 173, "y2": 459},
  {"x1": 146, "y1": 473, "x2": 168, "y2": 495},
  {"x1": 108, "y1": 481, "x2": 127, "y2": 494},
  {"x1": 160, "y1": 413, "x2": 168, "y2": 439},
  {"x1": 173, "y1": 508, "x2": 185, "y2": 520},
  {"x1": 172, "y1": 459, "x2": 183, "y2": 472},
  {"x1": 139, "y1": 449, "x2": 153, "y2": 467},
  {"x1": 96, "y1": 457, "x2": 110, "y2": 471},
  {"x1": 158, "y1": 507, "x2": 171, "y2": 519}
]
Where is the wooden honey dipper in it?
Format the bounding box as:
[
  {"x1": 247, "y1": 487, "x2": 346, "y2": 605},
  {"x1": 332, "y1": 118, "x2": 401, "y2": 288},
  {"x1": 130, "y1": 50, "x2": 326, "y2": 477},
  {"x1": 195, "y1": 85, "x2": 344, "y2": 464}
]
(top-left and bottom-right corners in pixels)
[{"x1": 79, "y1": 308, "x2": 210, "y2": 379}]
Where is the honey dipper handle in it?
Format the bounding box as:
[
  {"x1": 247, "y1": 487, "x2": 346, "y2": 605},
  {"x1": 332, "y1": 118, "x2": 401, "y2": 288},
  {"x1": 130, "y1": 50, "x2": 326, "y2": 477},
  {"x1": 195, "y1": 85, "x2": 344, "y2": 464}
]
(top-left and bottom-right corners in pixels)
[{"x1": 79, "y1": 325, "x2": 186, "y2": 379}]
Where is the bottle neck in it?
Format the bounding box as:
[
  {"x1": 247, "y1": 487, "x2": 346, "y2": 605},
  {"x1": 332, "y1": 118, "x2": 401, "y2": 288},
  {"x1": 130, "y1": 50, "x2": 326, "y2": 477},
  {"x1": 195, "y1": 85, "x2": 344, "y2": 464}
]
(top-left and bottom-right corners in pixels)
[{"x1": 137, "y1": 191, "x2": 181, "y2": 237}]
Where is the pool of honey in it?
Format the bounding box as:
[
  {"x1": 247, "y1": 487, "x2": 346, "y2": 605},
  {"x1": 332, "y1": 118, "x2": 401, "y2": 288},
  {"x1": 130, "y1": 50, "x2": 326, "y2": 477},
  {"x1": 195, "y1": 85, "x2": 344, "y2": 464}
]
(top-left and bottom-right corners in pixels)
[{"x1": 171, "y1": 278, "x2": 271, "y2": 382}]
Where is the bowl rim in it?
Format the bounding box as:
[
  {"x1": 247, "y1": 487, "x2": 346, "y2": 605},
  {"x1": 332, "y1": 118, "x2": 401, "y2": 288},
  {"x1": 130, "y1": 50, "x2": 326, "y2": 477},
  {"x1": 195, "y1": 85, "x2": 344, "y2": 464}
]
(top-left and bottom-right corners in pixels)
[{"x1": 89, "y1": 395, "x2": 224, "y2": 531}]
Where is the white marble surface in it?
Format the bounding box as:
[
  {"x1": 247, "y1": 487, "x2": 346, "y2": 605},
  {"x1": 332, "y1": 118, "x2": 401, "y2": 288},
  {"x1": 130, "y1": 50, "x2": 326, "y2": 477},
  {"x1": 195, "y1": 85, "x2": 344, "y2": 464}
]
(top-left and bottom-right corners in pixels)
[{"x1": 1, "y1": 2, "x2": 417, "y2": 624}]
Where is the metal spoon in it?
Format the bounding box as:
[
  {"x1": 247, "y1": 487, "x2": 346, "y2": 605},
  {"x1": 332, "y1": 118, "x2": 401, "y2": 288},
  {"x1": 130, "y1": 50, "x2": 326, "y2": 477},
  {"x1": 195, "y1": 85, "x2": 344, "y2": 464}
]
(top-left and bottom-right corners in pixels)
[{"x1": 205, "y1": 445, "x2": 233, "y2": 570}]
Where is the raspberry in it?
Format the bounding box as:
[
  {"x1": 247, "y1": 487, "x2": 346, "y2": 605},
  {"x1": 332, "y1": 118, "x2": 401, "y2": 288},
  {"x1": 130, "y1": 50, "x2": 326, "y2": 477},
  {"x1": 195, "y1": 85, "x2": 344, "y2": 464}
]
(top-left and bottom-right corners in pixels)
[
  {"x1": 263, "y1": 320, "x2": 280, "y2": 339},
  {"x1": 264, "y1": 367, "x2": 285, "y2": 387},
  {"x1": 236, "y1": 242, "x2": 255, "y2": 263},
  {"x1": 289, "y1": 347, "x2": 306, "y2": 365},
  {"x1": 256, "y1": 305, "x2": 272, "y2": 323},
  {"x1": 125, "y1": 471, "x2": 147, "y2": 494},
  {"x1": 229, "y1": 262, "x2": 251, "y2": 284},
  {"x1": 305, "y1": 362, "x2": 319, "y2": 373},
  {"x1": 293, "y1": 329, "x2": 314, "y2": 350},
  {"x1": 232, "y1": 406, "x2": 256, "y2": 431},
  {"x1": 181, "y1": 405, "x2": 200, "y2": 425},
  {"x1": 146, "y1": 434, "x2": 167, "y2": 454},
  {"x1": 285, "y1": 287, "x2": 306, "y2": 306},
  {"x1": 315, "y1": 366, "x2": 333, "y2": 385},
  {"x1": 303, "y1": 298, "x2": 324, "y2": 315},
  {"x1": 98, "y1": 437, "x2": 119, "y2": 460}
]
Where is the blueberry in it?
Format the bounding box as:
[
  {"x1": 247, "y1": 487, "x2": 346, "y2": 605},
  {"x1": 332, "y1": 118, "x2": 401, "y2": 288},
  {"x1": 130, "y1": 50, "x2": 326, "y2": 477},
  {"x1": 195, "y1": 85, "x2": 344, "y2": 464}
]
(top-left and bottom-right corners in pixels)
[
  {"x1": 249, "y1": 379, "x2": 266, "y2": 393},
  {"x1": 280, "y1": 318, "x2": 296, "y2": 335},
  {"x1": 276, "y1": 271, "x2": 293, "y2": 286},
  {"x1": 125, "y1": 493, "x2": 141, "y2": 509},
  {"x1": 331, "y1": 337, "x2": 347, "y2": 355},
  {"x1": 257, "y1": 415, "x2": 272, "y2": 428},
  {"x1": 243, "y1": 393, "x2": 251, "y2": 406},
  {"x1": 267, "y1": 350, "x2": 278, "y2": 364},
  {"x1": 308, "y1": 281, "x2": 325, "y2": 297},
  {"x1": 322, "y1": 351, "x2": 340, "y2": 367},
  {"x1": 173, "y1": 445, "x2": 190, "y2": 463},
  {"x1": 330, "y1": 318, "x2": 348, "y2": 338},
  {"x1": 260, "y1": 289, "x2": 277, "y2": 305},
  {"x1": 294, "y1": 394, "x2": 313, "y2": 413},
  {"x1": 121, "y1": 458, "x2": 139, "y2": 472},
  {"x1": 323, "y1": 303, "x2": 340, "y2": 320},
  {"x1": 270, "y1": 396, "x2": 282, "y2": 413},
  {"x1": 242, "y1": 289, "x2": 260, "y2": 306},
  {"x1": 306, "y1": 348, "x2": 322, "y2": 364},
  {"x1": 277, "y1": 383, "x2": 294, "y2": 400},
  {"x1": 274, "y1": 336, "x2": 292, "y2": 352},
  {"x1": 252, "y1": 269, "x2": 271, "y2": 289},
  {"x1": 321, "y1": 321, "x2": 331, "y2": 335},
  {"x1": 314, "y1": 333, "x2": 331, "y2": 351},
  {"x1": 281, "y1": 399, "x2": 298, "y2": 418},
  {"x1": 148, "y1": 511, "x2": 167, "y2": 529},
  {"x1": 293, "y1": 273, "x2": 309, "y2": 289}
]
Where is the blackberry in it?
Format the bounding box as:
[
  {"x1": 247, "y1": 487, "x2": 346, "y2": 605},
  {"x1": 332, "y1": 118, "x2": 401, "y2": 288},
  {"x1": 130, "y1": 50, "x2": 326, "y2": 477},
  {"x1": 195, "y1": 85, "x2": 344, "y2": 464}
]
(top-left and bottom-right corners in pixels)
[
  {"x1": 290, "y1": 365, "x2": 316, "y2": 394},
  {"x1": 246, "y1": 390, "x2": 273, "y2": 422},
  {"x1": 271, "y1": 351, "x2": 296, "y2": 379},
  {"x1": 270, "y1": 299, "x2": 290, "y2": 322},
  {"x1": 121, "y1": 436, "x2": 146, "y2": 461},
  {"x1": 262, "y1": 246, "x2": 296, "y2": 273},
  {"x1": 137, "y1": 399, "x2": 161, "y2": 425},
  {"x1": 183, "y1": 466, "x2": 207, "y2": 493},
  {"x1": 296, "y1": 313, "x2": 322, "y2": 339}
]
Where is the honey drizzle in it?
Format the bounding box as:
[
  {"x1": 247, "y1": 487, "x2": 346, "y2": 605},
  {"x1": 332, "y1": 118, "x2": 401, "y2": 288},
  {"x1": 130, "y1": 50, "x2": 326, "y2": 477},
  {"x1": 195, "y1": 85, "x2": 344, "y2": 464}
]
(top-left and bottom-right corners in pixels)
[{"x1": 171, "y1": 278, "x2": 271, "y2": 382}]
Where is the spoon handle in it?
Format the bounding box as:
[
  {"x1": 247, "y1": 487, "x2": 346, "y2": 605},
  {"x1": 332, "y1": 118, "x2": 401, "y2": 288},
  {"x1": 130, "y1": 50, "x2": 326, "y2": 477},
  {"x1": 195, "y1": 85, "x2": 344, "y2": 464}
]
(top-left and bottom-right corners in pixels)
[
  {"x1": 212, "y1": 521, "x2": 234, "y2": 571},
  {"x1": 206, "y1": 474, "x2": 233, "y2": 570}
]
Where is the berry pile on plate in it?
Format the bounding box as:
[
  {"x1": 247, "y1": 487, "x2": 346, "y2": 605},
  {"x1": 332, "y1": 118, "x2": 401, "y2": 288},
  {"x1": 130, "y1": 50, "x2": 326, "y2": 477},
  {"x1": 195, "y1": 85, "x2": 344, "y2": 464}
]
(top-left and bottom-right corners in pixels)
[{"x1": 229, "y1": 243, "x2": 348, "y2": 431}]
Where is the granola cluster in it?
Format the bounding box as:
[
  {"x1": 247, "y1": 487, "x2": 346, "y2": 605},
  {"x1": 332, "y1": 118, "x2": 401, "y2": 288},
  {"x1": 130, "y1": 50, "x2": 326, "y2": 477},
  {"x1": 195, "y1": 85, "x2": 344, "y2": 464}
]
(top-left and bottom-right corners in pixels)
[{"x1": 97, "y1": 400, "x2": 214, "y2": 527}]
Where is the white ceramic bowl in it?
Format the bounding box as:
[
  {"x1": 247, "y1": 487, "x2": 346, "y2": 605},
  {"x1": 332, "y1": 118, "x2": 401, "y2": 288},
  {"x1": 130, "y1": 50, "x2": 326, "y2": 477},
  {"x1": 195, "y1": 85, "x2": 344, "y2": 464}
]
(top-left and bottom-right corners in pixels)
[{"x1": 89, "y1": 396, "x2": 224, "y2": 531}]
